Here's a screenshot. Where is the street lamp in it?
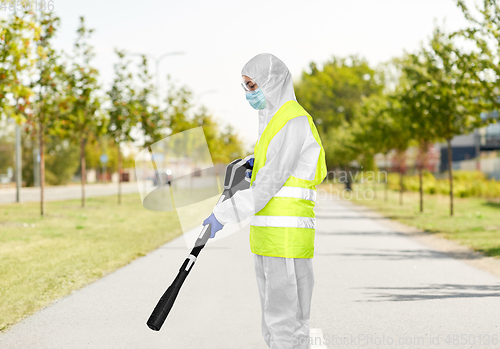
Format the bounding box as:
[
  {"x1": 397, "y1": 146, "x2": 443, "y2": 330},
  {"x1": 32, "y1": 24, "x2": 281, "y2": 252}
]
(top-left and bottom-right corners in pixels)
[
  {"x1": 130, "y1": 51, "x2": 185, "y2": 106},
  {"x1": 6, "y1": 118, "x2": 22, "y2": 202},
  {"x1": 155, "y1": 52, "x2": 184, "y2": 106}
]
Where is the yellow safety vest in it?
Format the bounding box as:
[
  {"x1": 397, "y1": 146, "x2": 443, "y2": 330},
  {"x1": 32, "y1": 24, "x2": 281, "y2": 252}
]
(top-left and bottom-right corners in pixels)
[{"x1": 250, "y1": 100, "x2": 327, "y2": 258}]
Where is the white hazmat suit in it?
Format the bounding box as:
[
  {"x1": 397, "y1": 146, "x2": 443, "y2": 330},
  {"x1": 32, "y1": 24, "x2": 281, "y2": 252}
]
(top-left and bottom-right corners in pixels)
[{"x1": 213, "y1": 53, "x2": 321, "y2": 349}]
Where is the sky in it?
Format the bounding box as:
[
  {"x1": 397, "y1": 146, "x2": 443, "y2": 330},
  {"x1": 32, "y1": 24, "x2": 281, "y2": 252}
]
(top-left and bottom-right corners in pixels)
[{"x1": 33, "y1": 0, "x2": 473, "y2": 144}]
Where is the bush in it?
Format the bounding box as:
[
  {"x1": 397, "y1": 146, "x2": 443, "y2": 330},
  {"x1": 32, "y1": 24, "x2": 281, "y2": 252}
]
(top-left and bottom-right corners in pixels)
[{"x1": 386, "y1": 170, "x2": 500, "y2": 198}]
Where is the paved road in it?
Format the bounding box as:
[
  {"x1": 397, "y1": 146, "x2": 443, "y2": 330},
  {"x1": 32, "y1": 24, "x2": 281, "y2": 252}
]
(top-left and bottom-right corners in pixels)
[
  {"x1": 0, "y1": 182, "x2": 139, "y2": 204},
  {"x1": 1, "y1": 198, "x2": 500, "y2": 348}
]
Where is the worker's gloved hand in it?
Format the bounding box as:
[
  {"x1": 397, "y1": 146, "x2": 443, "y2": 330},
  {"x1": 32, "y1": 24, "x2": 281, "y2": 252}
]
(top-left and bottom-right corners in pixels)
[
  {"x1": 246, "y1": 157, "x2": 254, "y2": 167},
  {"x1": 203, "y1": 213, "x2": 224, "y2": 238},
  {"x1": 245, "y1": 157, "x2": 254, "y2": 180}
]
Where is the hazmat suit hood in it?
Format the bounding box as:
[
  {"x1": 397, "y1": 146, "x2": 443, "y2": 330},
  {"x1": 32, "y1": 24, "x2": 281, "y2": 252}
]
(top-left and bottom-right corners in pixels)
[{"x1": 241, "y1": 53, "x2": 297, "y2": 137}]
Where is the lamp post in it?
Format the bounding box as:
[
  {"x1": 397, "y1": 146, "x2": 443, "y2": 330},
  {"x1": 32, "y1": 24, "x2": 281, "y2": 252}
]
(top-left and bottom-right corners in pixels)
[
  {"x1": 155, "y1": 52, "x2": 184, "y2": 106},
  {"x1": 15, "y1": 123, "x2": 21, "y2": 202},
  {"x1": 130, "y1": 51, "x2": 184, "y2": 106},
  {"x1": 7, "y1": 117, "x2": 22, "y2": 202}
]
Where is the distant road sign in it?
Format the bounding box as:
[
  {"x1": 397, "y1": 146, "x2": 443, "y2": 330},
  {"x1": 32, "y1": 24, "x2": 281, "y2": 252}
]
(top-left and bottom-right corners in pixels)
[{"x1": 100, "y1": 154, "x2": 109, "y2": 163}]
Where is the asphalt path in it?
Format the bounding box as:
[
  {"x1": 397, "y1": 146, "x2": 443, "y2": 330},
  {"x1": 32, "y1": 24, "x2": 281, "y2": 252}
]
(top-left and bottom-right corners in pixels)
[{"x1": 1, "y1": 197, "x2": 499, "y2": 348}]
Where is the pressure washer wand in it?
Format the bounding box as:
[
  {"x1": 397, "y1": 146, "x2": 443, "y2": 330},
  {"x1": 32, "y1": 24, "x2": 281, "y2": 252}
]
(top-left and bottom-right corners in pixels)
[
  {"x1": 146, "y1": 157, "x2": 253, "y2": 331},
  {"x1": 146, "y1": 223, "x2": 212, "y2": 331}
]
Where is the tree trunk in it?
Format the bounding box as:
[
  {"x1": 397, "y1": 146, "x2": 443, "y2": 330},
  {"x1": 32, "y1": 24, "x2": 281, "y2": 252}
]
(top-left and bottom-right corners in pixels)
[
  {"x1": 15, "y1": 124, "x2": 22, "y2": 203},
  {"x1": 344, "y1": 165, "x2": 352, "y2": 191},
  {"x1": 419, "y1": 167, "x2": 423, "y2": 213},
  {"x1": 475, "y1": 129, "x2": 481, "y2": 171},
  {"x1": 118, "y1": 143, "x2": 122, "y2": 205},
  {"x1": 447, "y1": 138, "x2": 454, "y2": 216},
  {"x1": 80, "y1": 138, "x2": 86, "y2": 208},
  {"x1": 399, "y1": 171, "x2": 404, "y2": 206},
  {"x1": 39, "y1": 124, "x2": 45, "y2": 217},
  {"x1": 384, "y1": 153, "x2": 389, "y2": 202}
]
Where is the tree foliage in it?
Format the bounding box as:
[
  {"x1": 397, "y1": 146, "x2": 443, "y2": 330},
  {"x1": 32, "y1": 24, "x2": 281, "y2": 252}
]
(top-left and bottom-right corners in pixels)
[
  {"x1": 295, "y1": 56, "x2": 384, "y2": 168},
  {"x1": 0, "y1": 11, "x2": 36, "y2": 124},
  {"x1": 136, "y1": 55, "x2": 166, "y2": 147},
  {"x1": 455, "y1": 0, "x2": 500, "y2": 111},
  {"x1": 162, "y1": 78, "x2": 244, "y2": 163},
  {"x1": 28, "y1": 11, "x2": 71, "y2": 215},
  {"x1": 107, "y1": 49, "x2": 138, "y2": 145}
]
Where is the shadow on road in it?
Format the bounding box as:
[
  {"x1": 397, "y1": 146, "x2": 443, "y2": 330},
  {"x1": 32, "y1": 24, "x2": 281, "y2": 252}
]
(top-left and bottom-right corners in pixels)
[
  {"x1": 315, "y1": 207, "x2": 373, "y2": 212},
  {"x1": 159, "y1": 246, "x2": 231, "y2": 250},
  {"x1": 355, "y1": 283, "x2": 500, "y2": 302},
  {"x1": 315, "y1": 215, "x2": 416, "y2": 220},
  {"x1": 316, "y1": 230, "x2": 427, "y2": 238},
  {"x1": 315, "y1": 247, "x2": 484, "y2": 261}
]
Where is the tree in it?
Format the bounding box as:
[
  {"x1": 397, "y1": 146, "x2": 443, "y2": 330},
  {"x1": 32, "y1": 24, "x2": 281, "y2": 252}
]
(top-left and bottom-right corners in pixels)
[
  {"x1": 296, "y1": 56, "x2": 383, "y2": 130},
  {"x1": 295, "y1": 56, "x2": 384, "y2": 192},
  {"x1": 295, "y1": 56, "x2": 384, "y2": 170},
  {"x1": 28, "y1": 11, "x2": 71, "y2": 216},
  {"x1": 136, "y1": 55, "x2": 166, "y2": 148},
  {"x1": 0, "y1": 12, "x2": 35, "y2": 124},
  {"x1": 107, "y1": 49, "x2": 139, "y2": 204},
  {"x1": 196, "y1": 107, "x2": 243, "y2": 164},
  {"x1": 43, "y1": 137, "x2": 80, "y2": 185},
  {"x1": 20, "y1": 133, "x2": 79, "y2": 187},
  {"x1": 20, "y1": 132, "x2": 37, "y2": 187},
  {"x1": 385, "y1": 94, "x2": 413, "y2": 206},
  {"x1": 356, "y1": 81, "x2": 413, "y2": 205},
  {"x1": 355, "y1": 93, "x2": 398, "y2": 200},
  {"x1": 324, "y1": 120, "x2": 360, "y2": 190},
  {"x1": 65, "y1": 16, "x2": 102, "y2": 208},
  {"x1": 397, "y1": 53, "x2": 440, "y2": 212},
  {"x1": 84, "y1": 134, "x2": 120, "y2": 181},
  {"x1": 454, "y1": 0, "x2": 500, "y2": 172},
  {"x1": 215, "y1": 124, "x2": 244, "y2": 164},
  {"x1": 164, "y1": 78, "x2": 197, "y2": 134},
  {"x1": 0, "y1": 12, "x2": 37, "y2": 195},
  {"x1": 418, "y1": 27, "x2": 487, "y2": 215},
  {"x1": 455, "y1": 0, "x2": 500, "y2": 112},
  {"x1": 0, "y1": 118, "x2": 15, "y2": 175},
  {"x1": 162, "y1": 79, "x2": 243, "y2": 163}
]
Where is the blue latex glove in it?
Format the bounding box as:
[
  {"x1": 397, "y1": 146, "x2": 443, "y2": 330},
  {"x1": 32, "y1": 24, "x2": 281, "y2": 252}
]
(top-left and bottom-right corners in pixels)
[
  {"x1": 245, "y1": 157, "x2": 254, "y2": 180},
  {"x1": 203, "y1": 213, "x2": 224, "y2": 238}
]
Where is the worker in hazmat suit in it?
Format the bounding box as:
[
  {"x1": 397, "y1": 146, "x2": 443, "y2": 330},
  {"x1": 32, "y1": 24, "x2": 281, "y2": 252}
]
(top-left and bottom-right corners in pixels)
[{"x1": 203, "y1": 53, "x2": 327, "y2": 349}]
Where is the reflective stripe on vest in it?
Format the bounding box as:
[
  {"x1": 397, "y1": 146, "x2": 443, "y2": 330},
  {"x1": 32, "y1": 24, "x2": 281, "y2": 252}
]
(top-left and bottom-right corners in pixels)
[
  {"x1": 274, "y1": 186, "x2": 317, "y2": 202},
  {"x1": 249, "y1": 100, "x2": 327, "y2": 259},
  {"x1": 251, "y1": 216, "x2": 316, "y2": 229}
]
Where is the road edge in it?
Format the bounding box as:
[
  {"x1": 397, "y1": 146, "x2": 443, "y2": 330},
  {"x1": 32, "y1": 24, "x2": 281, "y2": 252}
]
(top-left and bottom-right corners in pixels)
[{"x1": 344, "y1": 199, "x2": 500, "y2": 280}]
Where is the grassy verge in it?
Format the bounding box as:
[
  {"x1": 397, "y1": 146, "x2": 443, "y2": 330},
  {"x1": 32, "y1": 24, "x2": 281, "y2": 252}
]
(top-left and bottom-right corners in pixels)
[
  {"x1": 0, "y1": 194, "x2": 192, "y2": 331},
  {"x1": 318, "y1": 183, "x2": 500, "y2": 258}
]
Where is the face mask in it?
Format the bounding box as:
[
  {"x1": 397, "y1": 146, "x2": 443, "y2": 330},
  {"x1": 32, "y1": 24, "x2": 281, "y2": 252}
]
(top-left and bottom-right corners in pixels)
[{"x1": 246, "y1": 87, "x2": 266, "y2": 110}]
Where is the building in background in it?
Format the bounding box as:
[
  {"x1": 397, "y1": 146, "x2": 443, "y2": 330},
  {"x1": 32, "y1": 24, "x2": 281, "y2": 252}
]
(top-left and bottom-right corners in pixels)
[{"x1": 439, "y1": 112, "x2": 500, "y2": 179}]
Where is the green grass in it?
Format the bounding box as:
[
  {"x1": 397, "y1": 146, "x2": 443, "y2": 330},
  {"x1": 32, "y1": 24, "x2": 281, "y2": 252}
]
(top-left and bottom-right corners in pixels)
[
  {"x1": 319, "y1": 183, "x2": 500, "y2": 258},
  {"x1": 0, "y1": 194, "x2": 196, "y2": 331}
]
